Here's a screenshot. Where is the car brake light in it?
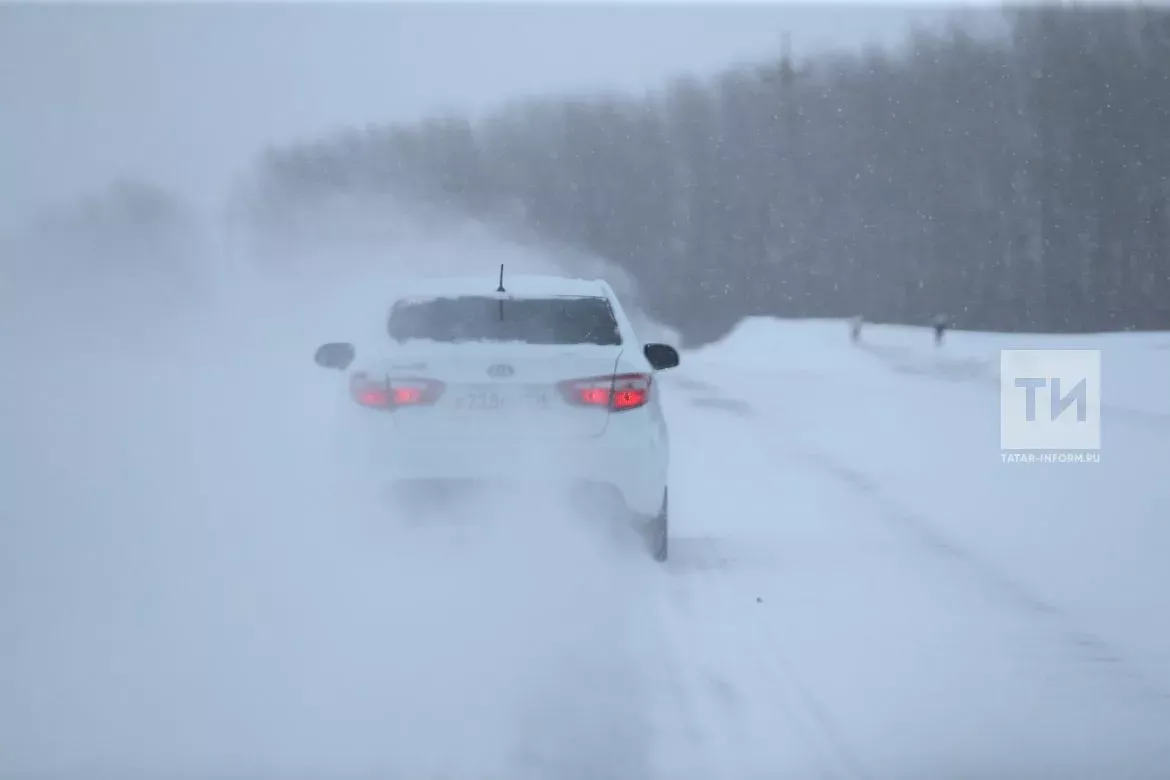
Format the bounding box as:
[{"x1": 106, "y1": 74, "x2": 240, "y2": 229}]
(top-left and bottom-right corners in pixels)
[
  {"x1": 349, "y1": 373, "x2": 444, "y2": 410},
  {"x1": 558, "y1": 373, "x2": 652, "y2": 412}
]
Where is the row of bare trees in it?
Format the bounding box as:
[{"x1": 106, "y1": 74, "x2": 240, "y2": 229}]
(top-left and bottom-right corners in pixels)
[{"x1": 246, "y1": 6, "x2": 1170, "y2": 346}]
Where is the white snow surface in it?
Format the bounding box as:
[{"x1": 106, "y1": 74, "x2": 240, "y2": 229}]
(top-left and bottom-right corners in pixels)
[{"x1": 3, "y1": 227, "x2": 1170, "y2": 780}]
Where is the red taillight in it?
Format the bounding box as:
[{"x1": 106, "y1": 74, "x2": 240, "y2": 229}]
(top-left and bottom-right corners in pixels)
[
  {"x1": 612, "y1": 384, "x2": 649, "y2": 410},
  {"x1": 558, "y1": 373, "x2": 652, "y2": 412},
  {"x1": 393, "y1": 386, "x2": 422, "y2": 405},
  {"x1": 349, "y1": 373, "x2": 444, "y2": 410},
  {"x1": 357, "y1": 387, "x2": 390, "y2": 406},
  {"x1": 579, "y1": 387, "x2": 610, "y2": 406}
]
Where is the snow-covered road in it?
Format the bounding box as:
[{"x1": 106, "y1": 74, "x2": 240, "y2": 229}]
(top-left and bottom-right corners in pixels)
[
  {"x1": 4, "y1": 247, "x2": 1170, "y2": 778},
  {"x1": 646, "y1": 326, "x2": 1170, "y2": 779}
]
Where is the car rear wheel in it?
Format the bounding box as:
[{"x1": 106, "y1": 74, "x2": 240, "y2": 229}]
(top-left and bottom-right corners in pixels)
[{"x1": 647, "y1": 488, "x2": 669, "y2": 562}]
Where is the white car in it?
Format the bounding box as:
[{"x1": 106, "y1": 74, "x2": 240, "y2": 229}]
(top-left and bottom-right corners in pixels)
[{"x1": 312, "y1": 271, "x2": 679, "y2": 560}]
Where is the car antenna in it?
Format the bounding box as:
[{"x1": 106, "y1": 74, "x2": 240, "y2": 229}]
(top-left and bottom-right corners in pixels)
[{"x1": 497, "y1": 264, "x2": 506, "y2": 321}]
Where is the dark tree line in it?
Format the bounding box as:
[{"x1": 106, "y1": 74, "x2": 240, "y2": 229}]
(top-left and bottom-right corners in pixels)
[
  {"x1": 2, "y1": 179, "x2": 206, "y2": 346},
  {"x1": 7, "y1": 179, "x2": 200, "y2": 283},
  {"x1": 246, "y1": 6, "x2": 1170, "y2": 346}
]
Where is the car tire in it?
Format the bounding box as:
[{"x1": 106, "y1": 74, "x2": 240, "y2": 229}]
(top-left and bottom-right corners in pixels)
[{"x1": 647, "y1": 488, "x2": 669, "y2": 562}]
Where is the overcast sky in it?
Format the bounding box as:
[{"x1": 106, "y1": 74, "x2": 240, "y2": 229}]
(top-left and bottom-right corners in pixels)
[{"x1": 0, "y1": 2, "x2": 988, "y2": 230}]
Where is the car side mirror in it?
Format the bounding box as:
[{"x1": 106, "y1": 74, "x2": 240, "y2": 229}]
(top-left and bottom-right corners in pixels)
[
  {"x1": 314, "y1": 342, "x2": 355, "y2": 370},
  {"x1": 643, "y1": 343, "x2": 680, "y2": 371}
]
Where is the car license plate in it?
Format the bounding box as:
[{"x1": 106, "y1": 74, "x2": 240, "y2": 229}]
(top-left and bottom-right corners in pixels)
[{"x1": 455, "y1": 386, "x2": 551, "y2": 411}]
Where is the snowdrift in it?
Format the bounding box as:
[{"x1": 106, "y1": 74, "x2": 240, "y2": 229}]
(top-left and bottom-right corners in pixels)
[{"x1": 690, "y1": 315, "x2": 1170, "y2": 418}]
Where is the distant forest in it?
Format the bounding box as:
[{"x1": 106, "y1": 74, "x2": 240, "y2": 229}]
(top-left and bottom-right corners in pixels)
[{"x1": 245, "y1": 6, "x2": 1170, "y2": 346}]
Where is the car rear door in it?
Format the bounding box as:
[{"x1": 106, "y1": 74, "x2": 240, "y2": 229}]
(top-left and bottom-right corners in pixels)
[{"x1": 353, "y1": 293, "x2": 638, "y2": 439}]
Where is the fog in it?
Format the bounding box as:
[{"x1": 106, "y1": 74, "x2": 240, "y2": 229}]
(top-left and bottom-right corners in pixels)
[
  {"x1": 0, "y1": 2, "x2": 961, "y2": 230},
  {"x1": 8, "y1": 3, "x2": 1165, "y2": 778},
  {"x1": 1, "y1": 202, "x2": 669, "y2": 777},
  {"x1": 3, "y1": 9, "x2": 922, "y2": 773}
]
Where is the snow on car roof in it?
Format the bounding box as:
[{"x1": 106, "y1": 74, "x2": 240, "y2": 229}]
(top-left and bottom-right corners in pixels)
[{"x1": 390, "y1": 274, "x2": 610, "y2": 300}]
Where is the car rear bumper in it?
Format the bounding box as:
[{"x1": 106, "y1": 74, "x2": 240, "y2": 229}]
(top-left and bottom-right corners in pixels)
[{"x1": 340, "y1": 414, "x2": 665, "y2": 517}]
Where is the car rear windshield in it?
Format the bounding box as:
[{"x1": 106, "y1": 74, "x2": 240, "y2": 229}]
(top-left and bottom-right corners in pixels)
[{"x1": 387, "y1": 295, "x2": 623, "y2": 346}]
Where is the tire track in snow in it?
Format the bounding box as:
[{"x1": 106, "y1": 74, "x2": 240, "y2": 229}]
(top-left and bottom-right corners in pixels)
[
  {"x1": 665, "y1": 371, "x2": 1170, "y2": 777},
  {"x1": 670, "y1": 373, "x2": 1170, "y2": 712},
  {"x1": 781, "y1": 435, "x2": 1170, "y2": 711}
]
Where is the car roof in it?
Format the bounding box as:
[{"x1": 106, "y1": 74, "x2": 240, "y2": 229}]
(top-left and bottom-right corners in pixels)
[{"x1": 391, "y1": 273, "x2": 612, "y2": 300}]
